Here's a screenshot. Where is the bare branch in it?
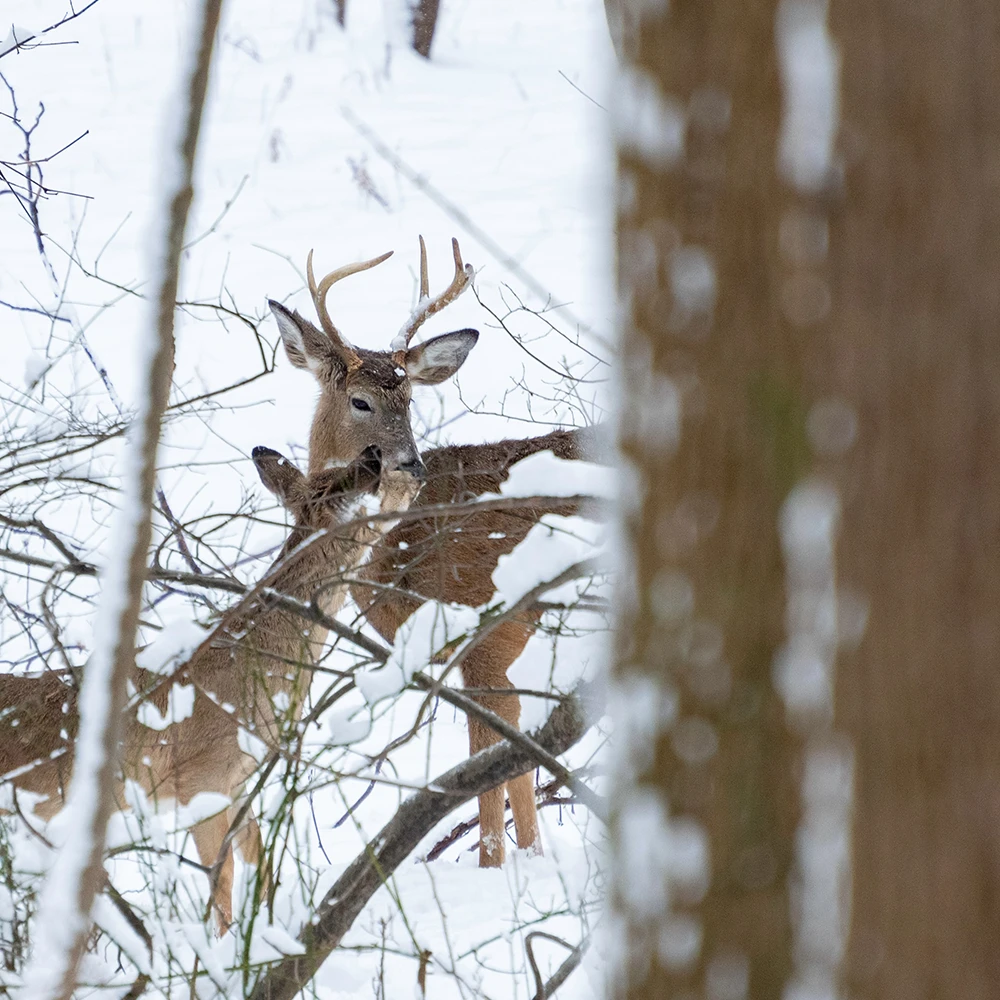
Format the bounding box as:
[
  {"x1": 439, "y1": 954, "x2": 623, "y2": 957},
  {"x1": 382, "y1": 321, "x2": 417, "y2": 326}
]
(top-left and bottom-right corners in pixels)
[
  {"x1": 411, "y1": 671, "x2": 607, "y2": 822},
  {"x1": 341, "y1": 106, "x2": 611, "y2": 351},
  {"x1": 526, "y1": 931, "x2": 590, "y2": 1000},
  {"x1": 247, "y1": 682, "x2": 597, "y2": 1000},
  {"x1": 0, "y1": 1, "x2": 103, "y2": 60},
  {"x1": 18, "y1": 1, "x2": 225, "y2": 995}
]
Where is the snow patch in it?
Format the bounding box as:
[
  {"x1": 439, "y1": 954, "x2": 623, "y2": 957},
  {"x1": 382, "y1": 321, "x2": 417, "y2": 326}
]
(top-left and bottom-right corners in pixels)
[
  {"x1": 134, "y1": 682, "x2": 195, "y2": 731},
  {"x1": 500, "y1": 450, "x2": 612, "y2": 499},
  {"x1": 136, "y1": 617, "x2": 207, "y2": 675},
  {"x1": 238, "y1": 726, "x2": 269, "y2": 763},
  {"x1": 493, "y1": 515, "x2": 605, "y2": 604},
  {"x1": 327, "y1": 705, "x2": 374, "y2": 745},
  {"x1": 0, "y1": 24, "x2": 35, "y2": 58},
  {"x1": 174, "y1": 792, "x2": 231, "y2": 829},
  {"x1": 23, "y1": 352, "x2": 48, "y2": 388},
  {"x1": 613, "y1": 67, "x2": 686, "y2": 167},
  {"x1": 776, "y1": 0, "x2": 840, "y2": 192},
  {"x1": 356, "y1": 602, "x2": 480, "y2": 704}
]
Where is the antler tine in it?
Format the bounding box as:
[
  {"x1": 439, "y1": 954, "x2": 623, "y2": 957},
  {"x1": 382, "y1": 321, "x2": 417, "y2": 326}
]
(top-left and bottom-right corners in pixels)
[
  {"x1": 306, "y1": 248, "x2": 394, "y2": 365},
  {"x1": 395, "y1": 237, "x2": 473, "y2": 354},
  {"x1": 418, "y1": 234, "x2": 429, "y2": 301}
]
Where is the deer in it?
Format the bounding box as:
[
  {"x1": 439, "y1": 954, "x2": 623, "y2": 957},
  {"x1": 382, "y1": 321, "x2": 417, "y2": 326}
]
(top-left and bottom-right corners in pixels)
[
  {"x1": 0, "y1": 444, "x2": 420, "y2": 929},
  {"x1": 269, "y1": 236, "x2": 598, "y2": 867}
]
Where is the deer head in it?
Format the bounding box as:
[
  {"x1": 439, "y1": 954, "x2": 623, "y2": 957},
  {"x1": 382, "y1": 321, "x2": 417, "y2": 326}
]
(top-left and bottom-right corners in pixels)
[
  {"x1": 252, "y1": 443, "x2": 384, "y2": 530},
  {"x1": 268, "y1": 237, "x2": 479, "y2": 477},
  {"x1": 252, "y1": 443, "x2": 420, "y2": 568}
]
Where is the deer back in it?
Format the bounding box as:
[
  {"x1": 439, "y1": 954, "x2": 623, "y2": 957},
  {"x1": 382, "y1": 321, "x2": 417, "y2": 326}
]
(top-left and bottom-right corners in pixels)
[{"x1": 352, "y1": 428, "x2": 598, "y2": 641}]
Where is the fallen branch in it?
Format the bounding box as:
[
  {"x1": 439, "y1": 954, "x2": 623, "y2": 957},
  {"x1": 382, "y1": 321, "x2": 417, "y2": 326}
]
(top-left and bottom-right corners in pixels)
[
  {"x1": 411, "y1": 672, "x2": 606, "y2": 821},
  {"x1": 247, "y1": 682, "x2": 598, "y2": 1000},
  {"x1": 424, "y1": 773, "x2": 591, "y2": 862}
]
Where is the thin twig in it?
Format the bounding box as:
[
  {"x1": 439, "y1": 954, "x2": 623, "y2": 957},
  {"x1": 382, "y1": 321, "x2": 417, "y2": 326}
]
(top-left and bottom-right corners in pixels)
[
  {"x1": 0, "y1": 0, "x2": 103, "y2": 60},
  {"x1": 341, "y1": 106, "x2": 610, "y2": 351},
  {"x1": 526, "y1": 931, "x2": 590, "y2": 1000},
  {"x1": 247, "y1": 682, "x2": 597, "y2": 1000}
]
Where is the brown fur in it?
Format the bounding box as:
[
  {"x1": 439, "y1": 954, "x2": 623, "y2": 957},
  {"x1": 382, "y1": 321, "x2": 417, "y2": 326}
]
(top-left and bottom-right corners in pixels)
[
  {"x1": 271, "y1": 244, "x2": 599, "y2": 866},
  {"x1": 351, "y1": 429, "x2": 595, "y2": 864},
  {"x1": 0, "y1": 447, "x2": 419, "y2": 928}
]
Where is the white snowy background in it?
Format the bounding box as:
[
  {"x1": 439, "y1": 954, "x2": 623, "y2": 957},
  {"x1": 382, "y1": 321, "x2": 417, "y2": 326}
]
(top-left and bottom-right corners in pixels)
[{"x1": 0, "y1": 0, "x2": 615, "y2": 996}]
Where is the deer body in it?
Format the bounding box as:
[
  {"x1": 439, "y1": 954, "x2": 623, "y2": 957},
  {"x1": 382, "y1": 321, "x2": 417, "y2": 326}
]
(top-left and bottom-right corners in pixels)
[
  {"x1": 0, "y1": 448, "x2": 418, "y2": 927},
  {"x1": 351, "y1": 428, "x2": 594, "y2": 862},
  {"x1": 271, "y1": 239, "x2": 598, "y2": 866}
]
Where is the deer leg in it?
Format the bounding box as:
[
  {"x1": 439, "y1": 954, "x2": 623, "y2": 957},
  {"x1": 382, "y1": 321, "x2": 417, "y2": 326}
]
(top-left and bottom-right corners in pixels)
[
  {"x1": 189, "y1": 810, "x2": 234, "y2": 933},
  {"x1": 492, "y1": 679, "x2": 541, "y2": 856},
  {"x1": 232, "y1": 802, "x2": 272, "y2": 904},
  {"x1": 508, "y1": 770, "x2": 541, "y2": 855},
  {"x1": 467, "y1": 714, "x2": 509, "y2": 866},
  {"x1": 461, "y1": 621, "x2": 541, "y2": 867}
]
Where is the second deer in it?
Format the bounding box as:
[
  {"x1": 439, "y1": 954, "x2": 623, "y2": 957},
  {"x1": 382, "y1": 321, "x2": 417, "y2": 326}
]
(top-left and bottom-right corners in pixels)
[
  {"x1": 270, "y1": 237, "x2": 597, "y2": 866},
  {"x1": 0, "y1": 445, "x2": 419, "y2": 928}
]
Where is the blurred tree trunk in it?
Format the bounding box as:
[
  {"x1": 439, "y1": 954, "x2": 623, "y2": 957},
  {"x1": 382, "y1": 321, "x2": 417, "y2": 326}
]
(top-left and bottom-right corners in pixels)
[
  {"x1": 333, "y1": 0, "x2": 346, "y2": 28},
  {"x1": 832, "y1": 1, "x2": 1000, "y2": 997},
  {"x1": 411, "y1": 0, "x2": 441, "y2": 59},
  {"x1": 611, "y1": 0, "x2": 801, "y2": 996},
  {"x1": 602, "y1": 0, "x2": 634, "y2": 62},
  {"x1": 613, "y1": 0, "x2": 1000, "y2": 998}
]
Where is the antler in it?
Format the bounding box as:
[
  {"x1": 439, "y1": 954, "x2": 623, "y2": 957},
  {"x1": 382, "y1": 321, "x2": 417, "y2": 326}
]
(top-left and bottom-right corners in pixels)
[
  {"x1": 392, "y1": 236, "x2": 473, "y2": 358},
  {"x1": 307, "y1": 248, "x2": 394, "y2": 371}
]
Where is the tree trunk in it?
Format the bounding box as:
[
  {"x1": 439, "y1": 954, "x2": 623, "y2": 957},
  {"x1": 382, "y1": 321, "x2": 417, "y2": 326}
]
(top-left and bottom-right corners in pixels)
[
  {"x1": 411, "y1": 0, "x2": 441, "y2": 59},
  {"x1": 832, "y1": 2, "x2": 1000, "y2": 997},
  {"x1": 612, "y1": 0, "x2": 1000, "y2": 998},
  {"x1": 611, "y1": 0, "x2": 802, "y2": 996},
  {"x1": 602, "y1": 0, "x2": 635, "y2": 62}
]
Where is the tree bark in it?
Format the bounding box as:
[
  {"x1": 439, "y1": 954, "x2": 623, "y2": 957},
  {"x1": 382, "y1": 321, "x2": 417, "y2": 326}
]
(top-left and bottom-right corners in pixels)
[
  {"x1": 831, "y1": 2, "x2": 1000, "y2": 996},
  {"x1": 411, "y1": 0, "x2": 441, "y2": 59},
  {"x1": 613, "y1": 1, "x2": 1000, "y2": 999},
  {"x1": 611, "y1": 0, "x2": 819, "y2": 996}
]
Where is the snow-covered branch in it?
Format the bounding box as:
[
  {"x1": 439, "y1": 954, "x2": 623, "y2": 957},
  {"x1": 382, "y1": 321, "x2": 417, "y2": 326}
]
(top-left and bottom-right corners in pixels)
[
  {"x1": 248, "y1": 682, "x2": 597, "y2": 1000},
  {"x1": 18, "y1": 1, "x2": 225, "y2": 997}
]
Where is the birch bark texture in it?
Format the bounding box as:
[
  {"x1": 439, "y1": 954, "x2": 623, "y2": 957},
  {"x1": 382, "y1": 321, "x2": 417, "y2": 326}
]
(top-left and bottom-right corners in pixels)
[
  {"x1": 19, "y1": 2, "x2": 224, "y2": 997},
  {"x1": 612, "y1": 1, "x2": 1000, "y2": 999}
]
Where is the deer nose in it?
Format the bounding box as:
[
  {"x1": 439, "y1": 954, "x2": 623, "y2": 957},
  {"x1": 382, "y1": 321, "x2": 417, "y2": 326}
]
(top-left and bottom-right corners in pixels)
[{"x1": 396, "y1": 457, "x2": 426, "y2": 481}]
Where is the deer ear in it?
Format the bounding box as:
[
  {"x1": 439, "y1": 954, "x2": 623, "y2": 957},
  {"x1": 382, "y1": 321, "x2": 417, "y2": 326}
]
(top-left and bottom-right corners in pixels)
[
  {"x1": 269, "y1": 300, "x2": 342, "y2": 378},
  {"x1": 404, "y1": 329, "x2": 479, "y2": 385},
  {"x1": 252, "y1": 446, "x2": 305, "y2": 505}
]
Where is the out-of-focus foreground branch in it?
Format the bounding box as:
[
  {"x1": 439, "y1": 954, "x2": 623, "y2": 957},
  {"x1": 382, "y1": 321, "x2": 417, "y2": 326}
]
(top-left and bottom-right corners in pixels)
[{"x1": 17, "y1": 2, "x2": 225, "y2": 998}]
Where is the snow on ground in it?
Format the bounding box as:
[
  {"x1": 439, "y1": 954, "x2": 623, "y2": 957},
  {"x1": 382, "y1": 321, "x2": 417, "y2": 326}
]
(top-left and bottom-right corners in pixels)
[{"x1": 0, "y1": 0, "x2": 614, "y2": 996}]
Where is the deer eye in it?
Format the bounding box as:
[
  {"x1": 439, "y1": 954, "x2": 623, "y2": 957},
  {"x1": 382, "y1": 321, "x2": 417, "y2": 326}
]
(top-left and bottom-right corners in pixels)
[{"x1": 350, "y1": 397, "x2": 372, "y2": 413}]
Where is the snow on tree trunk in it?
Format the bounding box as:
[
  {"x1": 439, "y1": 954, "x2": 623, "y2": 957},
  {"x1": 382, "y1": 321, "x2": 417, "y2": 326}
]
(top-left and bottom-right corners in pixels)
[
  {"x1": 18, "y1": 2, "x2": 225, "y2": 997},
  {"x1": 609, "y1": 0, "x2": 851, "y2": 997},
  {"x1": 831, "y1": 2, "x2": 1000, "y2": 996}
]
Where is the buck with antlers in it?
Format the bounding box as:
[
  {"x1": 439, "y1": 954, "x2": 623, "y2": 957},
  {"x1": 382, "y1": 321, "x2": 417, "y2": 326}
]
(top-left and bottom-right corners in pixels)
[
  {"x1": 270, "y1": 237, "x2": 596, "y2": 866},
  {"x1": 0, "y1": 445, "x2": 419, "y2": 928}
]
